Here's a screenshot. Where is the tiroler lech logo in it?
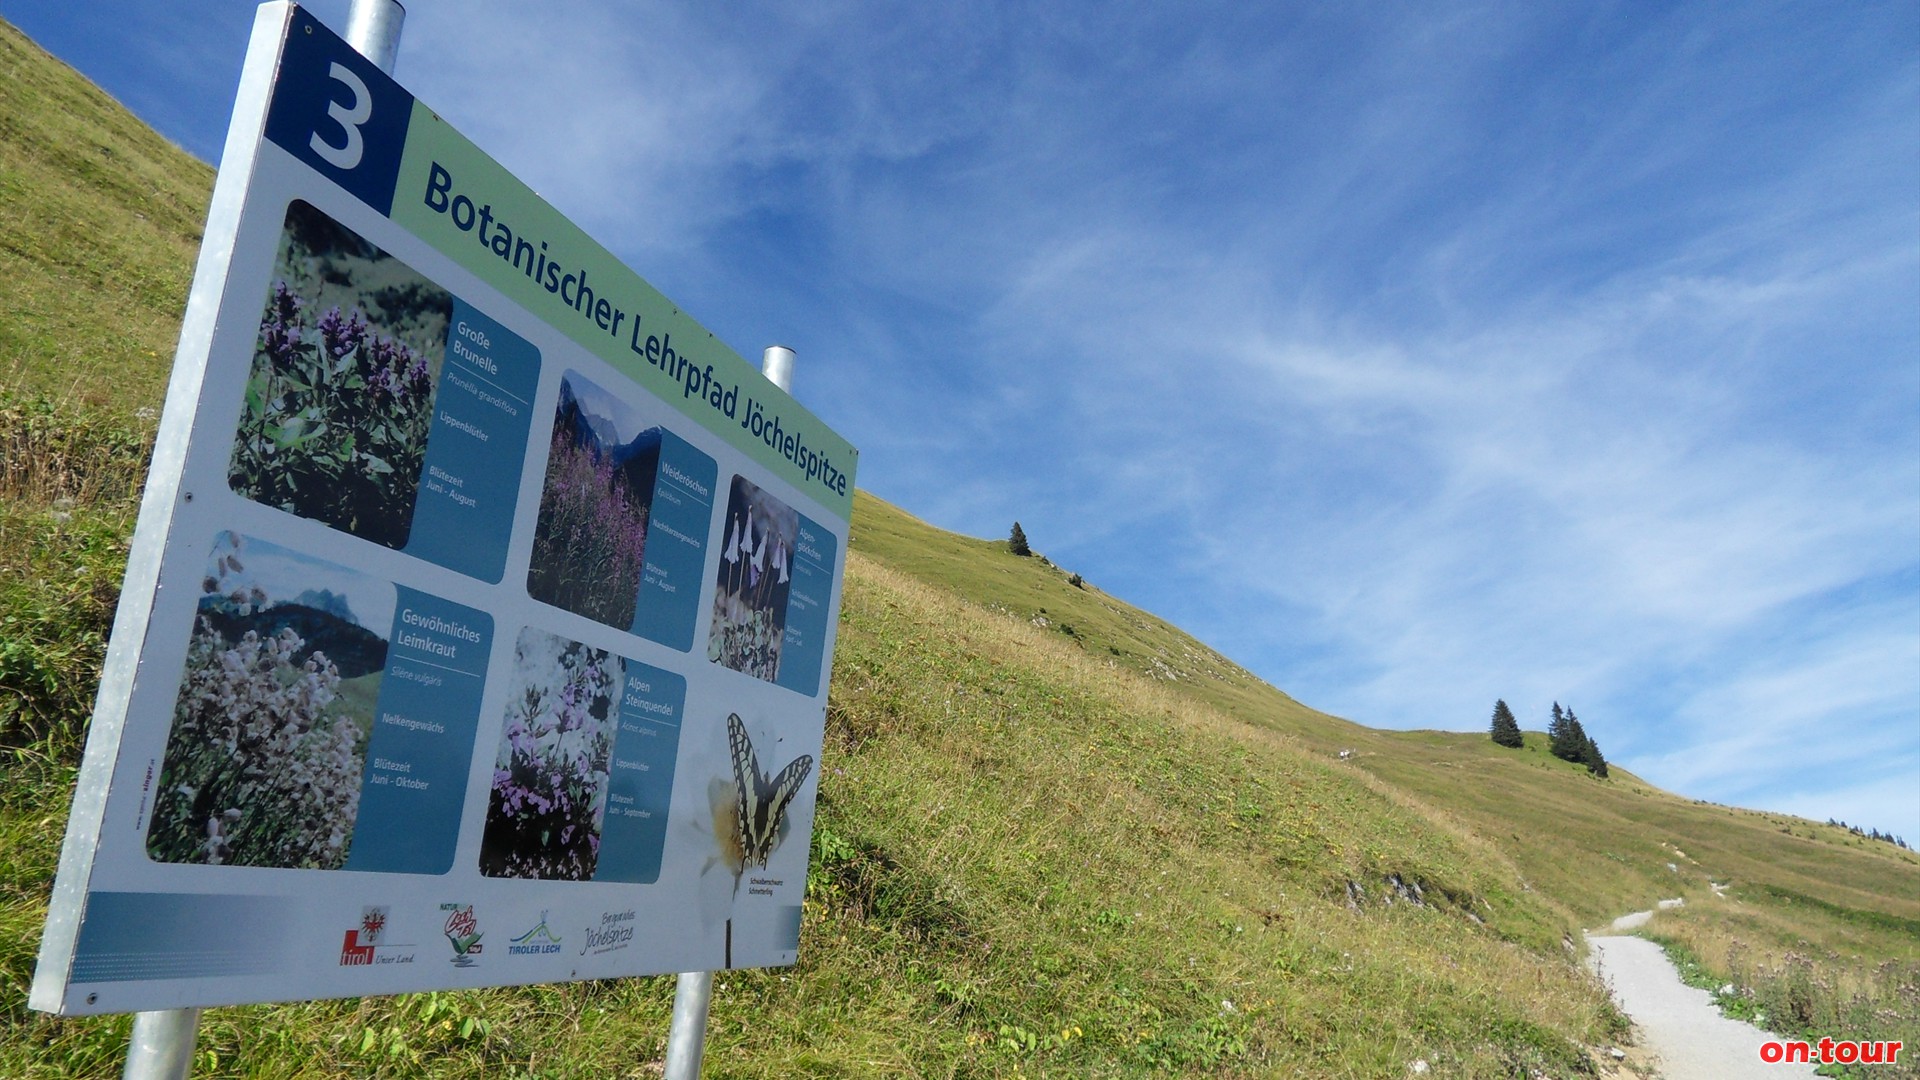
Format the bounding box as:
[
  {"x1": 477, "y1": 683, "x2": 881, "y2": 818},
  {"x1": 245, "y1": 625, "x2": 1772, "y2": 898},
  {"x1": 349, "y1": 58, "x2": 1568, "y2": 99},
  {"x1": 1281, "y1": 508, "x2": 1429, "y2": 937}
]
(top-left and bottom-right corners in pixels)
[
  {"x1": 440, "y1": 903, "x2": 483, "y2": 966},
  {"x1": 507, "y1": 911, "x2": 563, "y2": 956}
]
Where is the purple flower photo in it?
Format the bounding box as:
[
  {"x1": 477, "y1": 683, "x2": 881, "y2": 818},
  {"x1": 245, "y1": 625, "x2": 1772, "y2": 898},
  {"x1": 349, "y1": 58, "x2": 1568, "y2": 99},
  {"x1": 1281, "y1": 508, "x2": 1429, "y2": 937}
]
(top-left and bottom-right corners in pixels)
[
  {"x1": 478, "y1": 627, "x2": 618, "y2": 880},
  {"x1": 147, "y1": 532, "x2": 393, "y2": 870},
  {"x1": 527, "y1": 371, "x2": 659, "y2": 629},
  {"x1": 228, "y1": 200, "x2": 451, "y2": 549}
]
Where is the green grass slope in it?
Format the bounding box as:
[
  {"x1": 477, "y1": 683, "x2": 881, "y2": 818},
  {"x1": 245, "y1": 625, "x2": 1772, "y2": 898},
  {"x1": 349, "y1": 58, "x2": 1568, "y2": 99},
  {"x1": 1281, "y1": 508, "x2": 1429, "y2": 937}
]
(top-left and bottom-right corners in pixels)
[
  {"x1": 0, "y1": 18, "x2": 208, "y2": 420},
  {"x1": 1, "y1": 16, "x2": 1914, "y2": 1078},
  {"x1": 851, "y1": 493, "x2": 1360, "y2": 746}
]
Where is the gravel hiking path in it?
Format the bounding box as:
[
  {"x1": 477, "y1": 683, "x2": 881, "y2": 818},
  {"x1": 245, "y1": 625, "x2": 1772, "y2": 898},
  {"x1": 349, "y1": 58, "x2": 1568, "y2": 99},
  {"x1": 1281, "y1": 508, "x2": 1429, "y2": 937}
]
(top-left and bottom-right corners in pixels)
[{"x1": 1587, "y1": 905, "x2": 1817, "y2": 1080}]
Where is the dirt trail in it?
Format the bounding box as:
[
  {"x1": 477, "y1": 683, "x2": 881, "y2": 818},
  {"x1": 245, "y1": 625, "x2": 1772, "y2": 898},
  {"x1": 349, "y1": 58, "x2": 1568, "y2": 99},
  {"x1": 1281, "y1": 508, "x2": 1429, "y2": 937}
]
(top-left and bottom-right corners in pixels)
[{"x1": 1586, "y1": 903, "x2": 1816, "y2": 1080}]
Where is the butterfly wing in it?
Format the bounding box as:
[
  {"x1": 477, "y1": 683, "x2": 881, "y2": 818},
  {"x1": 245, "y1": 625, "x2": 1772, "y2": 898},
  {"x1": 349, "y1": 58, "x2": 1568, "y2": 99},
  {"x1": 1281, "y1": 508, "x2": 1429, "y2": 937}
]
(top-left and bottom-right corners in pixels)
[
  {"x1": 727, "y1": 714, "x2": 759, "y2": 867},
  {"x1": 746, "y1": 754, "x2": 814, "y2": 867},
  {"x1": 728, "y1": 714, "x2": 816, "y2": 868}
]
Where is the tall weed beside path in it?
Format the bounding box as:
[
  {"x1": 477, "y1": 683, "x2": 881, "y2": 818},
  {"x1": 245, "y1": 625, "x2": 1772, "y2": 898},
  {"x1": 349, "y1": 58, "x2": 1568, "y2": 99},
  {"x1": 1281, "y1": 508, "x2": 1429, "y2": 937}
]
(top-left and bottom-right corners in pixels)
[
  {"x1": 0, "y1": 391, "x2": 152, "y2": 508},
  {"x1": 1648, "y1": 894, "x2": 1920, "y2": 1079}
]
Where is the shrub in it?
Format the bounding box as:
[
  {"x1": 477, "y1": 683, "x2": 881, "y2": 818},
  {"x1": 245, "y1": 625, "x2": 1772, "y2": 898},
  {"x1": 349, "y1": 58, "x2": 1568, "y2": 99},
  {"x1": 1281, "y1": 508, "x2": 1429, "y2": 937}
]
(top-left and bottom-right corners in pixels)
[{"x1": 0, "y1": 391, "x2": 152, "y2": 507}]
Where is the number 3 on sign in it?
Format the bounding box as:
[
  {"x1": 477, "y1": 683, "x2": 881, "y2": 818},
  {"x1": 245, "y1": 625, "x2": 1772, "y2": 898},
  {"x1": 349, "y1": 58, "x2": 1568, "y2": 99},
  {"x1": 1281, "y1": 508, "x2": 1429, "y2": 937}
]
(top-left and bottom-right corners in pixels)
[{"x1": 309, "y1": 62, "x2": 371, "y2": 170}]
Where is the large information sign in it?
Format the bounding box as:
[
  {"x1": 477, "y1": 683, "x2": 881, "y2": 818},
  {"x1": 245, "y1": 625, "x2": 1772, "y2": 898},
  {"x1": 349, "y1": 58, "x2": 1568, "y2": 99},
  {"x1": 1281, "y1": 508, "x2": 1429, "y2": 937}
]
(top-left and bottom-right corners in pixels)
[{"x1": 31, "y1": 3, "x2": 855, "y2": 1015}]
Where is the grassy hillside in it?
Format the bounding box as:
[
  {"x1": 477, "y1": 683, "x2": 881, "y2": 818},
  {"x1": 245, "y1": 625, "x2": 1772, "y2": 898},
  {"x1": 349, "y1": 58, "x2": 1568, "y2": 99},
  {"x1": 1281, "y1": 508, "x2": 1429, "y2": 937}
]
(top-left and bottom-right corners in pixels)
[
  {"x1": 852, "y1": 497, "x2": 1920, "y2": 1072},
  {"x1": 0, "y1": 17, "x2": 209, "y2": 420},
  {"x1": 1, "y1": 15, "x2": 1914, "y2": 1078},
  {"x1": 855, "y1": 494, "x2": 1920, "y2": 925}
]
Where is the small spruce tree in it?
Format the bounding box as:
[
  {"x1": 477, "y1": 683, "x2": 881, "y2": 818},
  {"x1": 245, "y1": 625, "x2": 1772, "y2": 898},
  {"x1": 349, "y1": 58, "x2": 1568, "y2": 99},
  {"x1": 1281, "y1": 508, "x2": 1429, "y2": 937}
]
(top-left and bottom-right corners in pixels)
[
  {"x1": 1565, "y1": 712, "x2": 1589, "y2": 764},
  {"x1": 1581, "y1": 733, "x2": 1609, "y2": 778},
  {"x1": 1549, "y1": 703, "x2": 1586, "y2": 763},
  {"x1": 1008, "y1": 521, "x2": 1031, "y2": 557},
  {"x1": 1549, "y1": 706, "x2": 1609, "y2": 777},
  {"x1": 1489, "y1": 699, "x2": 1524, "y2": 748}
]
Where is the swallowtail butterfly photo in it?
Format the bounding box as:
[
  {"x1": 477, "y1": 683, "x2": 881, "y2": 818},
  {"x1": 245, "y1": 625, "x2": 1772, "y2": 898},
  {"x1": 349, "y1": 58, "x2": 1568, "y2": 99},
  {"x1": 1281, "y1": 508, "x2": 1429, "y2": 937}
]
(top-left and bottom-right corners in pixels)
[{"x1": 727, "y1": 713, "x2": 814, "y2": 870}]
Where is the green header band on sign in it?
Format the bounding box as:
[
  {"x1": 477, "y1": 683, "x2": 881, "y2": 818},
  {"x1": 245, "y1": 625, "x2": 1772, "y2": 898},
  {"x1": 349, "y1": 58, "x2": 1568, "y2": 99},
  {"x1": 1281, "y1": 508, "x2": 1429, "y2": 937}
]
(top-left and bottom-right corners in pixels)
[{"x1": 390, "y1": 103, "x2": 856, "y2": 520}]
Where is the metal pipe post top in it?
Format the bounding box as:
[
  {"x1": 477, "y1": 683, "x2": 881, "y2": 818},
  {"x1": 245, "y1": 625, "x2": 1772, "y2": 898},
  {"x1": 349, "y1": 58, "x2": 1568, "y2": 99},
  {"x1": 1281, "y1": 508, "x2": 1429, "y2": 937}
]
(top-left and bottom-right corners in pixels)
[
  {"x1": 345, "y1": 0, "x2": 406, "y2": 75},
  {"x1": 762, "y1": 345, "x2": 795, "y2": 394}
]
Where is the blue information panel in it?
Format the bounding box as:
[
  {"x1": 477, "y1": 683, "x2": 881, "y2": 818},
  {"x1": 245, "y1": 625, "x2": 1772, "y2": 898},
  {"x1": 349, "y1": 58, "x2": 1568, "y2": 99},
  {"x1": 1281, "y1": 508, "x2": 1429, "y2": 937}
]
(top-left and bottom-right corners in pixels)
[
  {"x1": 407, "y1": 301, "x2": 541, "y2": 583},
  {"x1": 596, "y1": 661, "x2": 686, "y2": 884},
  {"x1": 776, "y1": 516, "x2": 838, "y2": 696},
  {"x1": 344, "y1": 588, "x2": 493, "y2": 874},
  {"x1": 631, "y1": 432, "x2": 718, "y2": 651}
]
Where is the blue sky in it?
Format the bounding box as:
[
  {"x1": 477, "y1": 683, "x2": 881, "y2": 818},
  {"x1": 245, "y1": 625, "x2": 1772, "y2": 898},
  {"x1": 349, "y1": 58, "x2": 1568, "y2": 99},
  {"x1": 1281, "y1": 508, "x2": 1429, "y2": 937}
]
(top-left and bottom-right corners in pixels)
[{"x1": 8, "y1": 1, "x2": 1917, "y2": 840}]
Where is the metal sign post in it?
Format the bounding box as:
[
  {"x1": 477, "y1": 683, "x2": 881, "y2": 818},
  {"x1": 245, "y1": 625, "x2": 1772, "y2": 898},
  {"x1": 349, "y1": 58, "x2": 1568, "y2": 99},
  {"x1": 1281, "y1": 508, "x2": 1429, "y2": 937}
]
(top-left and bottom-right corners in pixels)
[
  {"x1": 121, "y1": 1007, "x2": 200, "y2": 1080},
  {"x1": 116, "y1": 4, "x2": 404, "y2": 1078},
  {"x1": 343, "y1": 0, "x2": 405, "y2": 73},
  {"x1": 662, "y1": 344, "x2": 796, "y2": 1080}
]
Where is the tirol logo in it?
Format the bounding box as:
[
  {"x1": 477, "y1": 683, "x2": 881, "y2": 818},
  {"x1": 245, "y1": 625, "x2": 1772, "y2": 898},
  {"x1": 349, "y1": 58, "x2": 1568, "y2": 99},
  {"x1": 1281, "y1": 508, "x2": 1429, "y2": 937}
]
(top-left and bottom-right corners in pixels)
[
  {"x1": 507, "y1": 911, "x2": 563, "y2": 957},
  {"x1": 440, "y1": 903, "x2": 483, "y2": 966},
  {"x1": 339, "y1": 905, "x2": 416, "y2": 967},
  {"x1": 340, "y1": 906, "x2": 387, "y2": 966},
  {"x1": 580, "y1": 909, "x2": 636, "y2": 956}
]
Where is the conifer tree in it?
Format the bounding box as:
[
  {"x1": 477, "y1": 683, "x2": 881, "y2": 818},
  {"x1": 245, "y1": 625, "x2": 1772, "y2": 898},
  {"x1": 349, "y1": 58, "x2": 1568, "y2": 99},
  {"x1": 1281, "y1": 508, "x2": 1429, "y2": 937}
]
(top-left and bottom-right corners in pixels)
[
  {"x1": 1547, "y1": 705, "x2": 1610, "y2": 777},
  {"x1": 1567, "y1": 712, "x2": 1588, "y2": 763},
  {"x1": 1008, "y1": 521, "x2": 1031, "y2": 556},
  {"x1": 1489, "y1": 699, "x2": 1524, "y2": 748},
  {"x1": 1581, "y1": 733, "x2": 1609, "y2": 778},
  {"x1": 1549, "y1": 703, "x2": 1586, "y2": 763}
]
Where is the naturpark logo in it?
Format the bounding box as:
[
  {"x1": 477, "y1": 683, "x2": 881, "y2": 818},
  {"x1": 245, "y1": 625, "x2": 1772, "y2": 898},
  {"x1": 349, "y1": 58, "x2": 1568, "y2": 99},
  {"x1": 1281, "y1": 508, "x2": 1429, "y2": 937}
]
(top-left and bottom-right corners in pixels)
[{"x1": 440, "y1": 903, "x2": 483, "y2": 967}]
